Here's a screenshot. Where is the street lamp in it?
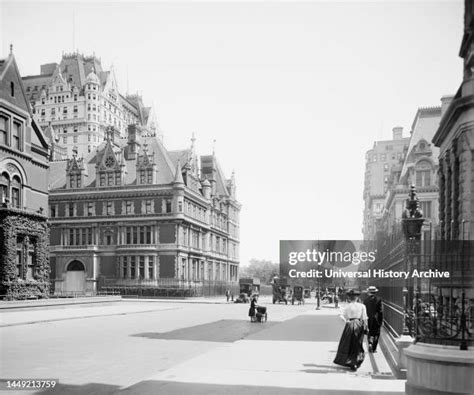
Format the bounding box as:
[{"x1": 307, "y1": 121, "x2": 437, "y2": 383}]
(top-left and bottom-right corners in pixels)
[{"x1": 401, "y1": 185, "x2": 424, "y2": 337}]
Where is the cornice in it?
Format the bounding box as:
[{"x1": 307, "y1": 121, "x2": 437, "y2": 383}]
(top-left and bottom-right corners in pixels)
[{"x1": 433, "y1": 92, "x2": 474, "y2": 146}]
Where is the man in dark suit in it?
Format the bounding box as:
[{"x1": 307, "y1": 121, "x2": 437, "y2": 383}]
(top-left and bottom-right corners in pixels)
[{"x1": 363, "y1": 286, "x2": 383, "y2": 353}]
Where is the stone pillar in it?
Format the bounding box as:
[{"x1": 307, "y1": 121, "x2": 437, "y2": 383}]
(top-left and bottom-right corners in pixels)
[
  {"x1": 405, "y1": 343, "x2": 474, "y2": 395},
  {"x1": 144, "y1": 256, "x2": 149, "y2": 280}
]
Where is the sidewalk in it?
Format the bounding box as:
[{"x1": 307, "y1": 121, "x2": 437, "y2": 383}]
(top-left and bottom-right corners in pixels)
[{"x1": 119, "y1": 310, "x2": 404, "y2": 394}]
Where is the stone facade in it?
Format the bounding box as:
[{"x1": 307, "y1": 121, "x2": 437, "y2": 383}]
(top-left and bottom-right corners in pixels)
[
  {"x1": 22, "y1": 52, "x2": 159, "y2": 159},
  {"x1": 48, "y1": 127, "x2": 240, "y2": 295},
  {"x1": 0, "y1": 49, "x2": 51, "y2": 299}
]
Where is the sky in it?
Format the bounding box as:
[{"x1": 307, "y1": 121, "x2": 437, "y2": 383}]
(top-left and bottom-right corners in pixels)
[{"x1": 0, "y1": 0, "x2": 464, "y2": 265}]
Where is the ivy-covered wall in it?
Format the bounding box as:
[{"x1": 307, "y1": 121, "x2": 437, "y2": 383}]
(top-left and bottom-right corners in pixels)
[{"x1": 0, "y1": 210, "x2": 50, "y2": 300}]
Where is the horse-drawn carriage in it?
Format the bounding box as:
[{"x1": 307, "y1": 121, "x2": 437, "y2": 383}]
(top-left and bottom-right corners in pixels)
[{"x1": 292, "y1": 285, "x2": 305, "y2": 305}]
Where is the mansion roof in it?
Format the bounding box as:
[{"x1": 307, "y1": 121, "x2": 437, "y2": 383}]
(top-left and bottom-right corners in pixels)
[{"x1": 48, "y1": 128, "x2": 235, "y2": 202}]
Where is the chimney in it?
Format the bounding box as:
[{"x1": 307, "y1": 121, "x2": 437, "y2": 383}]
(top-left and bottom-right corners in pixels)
[
  {"x1": 440, "y1": 95, "x2": 454, "y2": 118},
  {"x1": 125, "y1": 124, "x2": 139, "y2": 160},
  {"x1": 392, "y1": 126, "x2": 403, "y2": 140}
]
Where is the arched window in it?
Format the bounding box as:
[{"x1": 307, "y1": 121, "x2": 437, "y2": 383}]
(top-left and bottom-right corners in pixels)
[
  {"x1": 10, "y1": 82, "x2": 14, "y2": 97},
  {"x1": 67, "y1": 260, "x2": 85, "y2": 271},
  {"x1": 11, "y1": 175, "x2": 21, "y2": 208},
  {"x1": 0, "y1": 172, "x2": 9, "y2": 204},
  {"x1": 415, "y1": 160, "x2": 432, "y2": 188}
]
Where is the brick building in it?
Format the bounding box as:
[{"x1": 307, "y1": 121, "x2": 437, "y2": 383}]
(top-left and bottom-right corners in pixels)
[{"x1": 0, "y1": 49, "x2": 50, "y2": 299}]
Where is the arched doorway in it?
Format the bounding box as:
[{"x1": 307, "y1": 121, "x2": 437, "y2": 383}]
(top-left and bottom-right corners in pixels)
[{"x1": 65, "y1": 260, "x2": 86, "y2": 294}]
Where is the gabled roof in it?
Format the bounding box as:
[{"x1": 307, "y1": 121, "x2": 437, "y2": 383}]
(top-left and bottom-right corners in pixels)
[
  {"x1": 0, "y1": 52, "x2": 49, "y2": 152},
  {"x1": 400, "y1": 106, "x2": 441, "y2": 178}
]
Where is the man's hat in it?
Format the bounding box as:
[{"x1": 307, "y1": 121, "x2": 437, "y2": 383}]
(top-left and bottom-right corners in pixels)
[{"x1": 367, "y1": 286, "x2": 379, "y2": 293}]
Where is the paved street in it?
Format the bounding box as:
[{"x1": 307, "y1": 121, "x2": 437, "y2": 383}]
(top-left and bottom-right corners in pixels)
[{"x1": 0, "y1": 298, "x2": 405, "y2": 394}]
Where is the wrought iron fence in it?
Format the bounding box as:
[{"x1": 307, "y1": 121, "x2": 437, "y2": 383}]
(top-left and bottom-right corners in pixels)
[
  {"x1": 412, "y1": 241, "x2": 473, "y2": 350},
  {"x1": 97, "y1": 277, "x2": 239, "y2": 299},
  {"x1": 370, "y1": 235, "x2": 473, "y2": 350}
]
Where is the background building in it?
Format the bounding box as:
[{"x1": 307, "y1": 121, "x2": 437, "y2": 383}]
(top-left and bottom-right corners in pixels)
[
  {"x1": 379, "y1": 106, "x2": 443, "y2": 240},
  {"x1": 22, "y1": 52, "x2": 159, "y2": 158},
  {"x1": 48, "y1": 126, "x2": 240, "y2": 295},
  {"x1": 0, "y1": 49, "x2": 50, "y2": 299},
  {"x1": 362, "y1": 127, "x2": 409, "y2": 240}
]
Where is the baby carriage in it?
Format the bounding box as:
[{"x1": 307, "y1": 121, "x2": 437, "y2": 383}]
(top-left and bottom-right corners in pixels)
[{"x1": 255, "y1": 306, "x2": 268, "y2": 323}]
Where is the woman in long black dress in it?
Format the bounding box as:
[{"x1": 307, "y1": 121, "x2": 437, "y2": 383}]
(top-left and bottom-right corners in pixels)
[
  {"x1": 333, "y1": 289, "x2": 368, "y2": 371},
  {"x1": 248, "y1": 294, "x2": 258, "y2": 321}
]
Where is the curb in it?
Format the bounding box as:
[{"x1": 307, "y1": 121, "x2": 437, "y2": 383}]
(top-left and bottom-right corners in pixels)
[{"x1": 0, "y1": 306, "x2": 180, "y2": 328}]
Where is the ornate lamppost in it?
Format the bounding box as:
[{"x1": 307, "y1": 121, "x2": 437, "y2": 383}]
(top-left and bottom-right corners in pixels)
[{"x1": 401, "y1": 185, "x2": 425, "y2": 337}]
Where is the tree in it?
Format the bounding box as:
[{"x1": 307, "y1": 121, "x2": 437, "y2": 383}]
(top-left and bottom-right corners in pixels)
[{"x1": 239, "y1": 259, "x2": 279, "y2": 284}]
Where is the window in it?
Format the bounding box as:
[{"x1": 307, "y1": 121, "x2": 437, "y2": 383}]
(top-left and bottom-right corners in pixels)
[
  {"x1": 384, "y1": 163, "x2": 389, "y2": 171},
  {"x1": 416, "y1": 170, "x2": 431, "y2": 187},
  {"x1": 122, "y1": 259, "x2": 128, "y2": 278},
  {"x1": 68, "y1": 203, "x2": 74, "y2": 217},
  {"x1": 73, "y1": 136, "x2": 78, "y2": 144},
  {"x1": 106, "y1": 201, "x2": 113, "y2": 215},
  {"x1": 139, "y1": 256, "x2": 145, "y2": 278},
  {"x1": 420, "y1": 201, "x2": 432, "y2": 218},
  {"x1": 106, "y1": 234, "x2": 112, "y2": 245},
  {"x1": 140, "y1": 170, "x2": 145, "y2": 184},
  {"x1": 16, "y1": 237, "x2": 23, "y2": 277},
  {"x1": 145, "y1": 200, "x2": 152, "y2": 214},
  {"x1": 87, "y1": 202, "x2": 94, "y2": 216},
  {"x1": 145, "y1": 226, "x2": 151, "y2": 244},
  {"x1": 74, "y1": 94, "x2": 77, "y2": 101},
  {"x1": 50, "y1": 205, "x2": 56, "y2": 217},
  {"x1": 115, "y1": 173, "x2": 121, "y2": 185},
  {"x1": 107, "y1": 173, "x2": 113, "y2": 186},
  {"x1": 10, "y1": 176, "x2": 21, "y2": 209},
  {"x1": 99, "y1": 173, "x2": 106, "y2": 186},
  {"x1": 147, "y1": 170, "x2": 153, "y2": 184},
  {"x1": 63, "y1": 106, "x2": 68, "y2": 114},
  {"x1": 148, "y1": 256, "x2": 154, "y2": 278},
  {"x1": 130, "y1": 257, "x2": 136, "y2": 278},
  {"x1": 69, "y1": 229, "x2": 75, "y2": 245},
  {"x1": 0, "y1": 115, "x2": 8, "y2": 145},
  {"x1": 126, "y1": 227, "x2": 132, "y2": 244},
  {"x1": 63, "y1": 137, "x2": 67, "y2": 144},
  {"x1": 178, "y1": 201, "x2": 183, "y2": 212},
  {"x1": 10, "y1": 82, "x2": 14, "y2": 97},
  {"x1": 166, "y1": 199, "x2": 172, "y2": 213},
  {"x1": 126, "y1": 201, "x2": 133, "y2": 214}
]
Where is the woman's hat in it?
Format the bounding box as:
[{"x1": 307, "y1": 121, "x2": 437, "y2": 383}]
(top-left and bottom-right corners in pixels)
[
  {"x1": 367, "y1": 286, "x2": 379, "y2": 293},
  {"x1": 347, "y1": 289, "x2": 361, "y2": 296}
]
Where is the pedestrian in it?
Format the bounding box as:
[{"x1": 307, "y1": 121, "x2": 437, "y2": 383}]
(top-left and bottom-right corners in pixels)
[
  {"x1": 333, "y1": 289, "x2": 368, "y2": 371},
  {"x1": 225, "y1": 289, "x2": 230, "y2": 302},
  {"x1": 363, "y1": 285, "x2": 383, "y2": 353},
  {"x1": 248, "y1": 294, "x2": 258, "y2": 322}
]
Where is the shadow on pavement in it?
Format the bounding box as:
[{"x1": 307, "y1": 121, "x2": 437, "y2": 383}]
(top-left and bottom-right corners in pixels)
[
  {"x1": 35, "y1": 382, "x2": 120, "y2": 395},
  {"x1": 117, "y1": 380, "x2": 404, "y2": 395},
  {"x1": 132, "y1": 319, "x2": 277, "y2": 343},
  {"x1": 246, "y1": 315, "x2": 344, "y2": 342}
]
